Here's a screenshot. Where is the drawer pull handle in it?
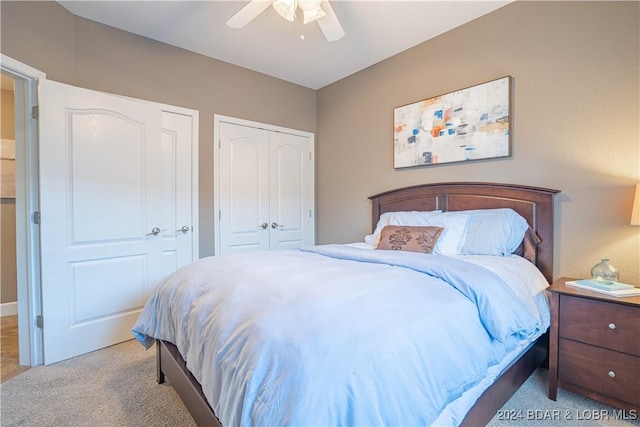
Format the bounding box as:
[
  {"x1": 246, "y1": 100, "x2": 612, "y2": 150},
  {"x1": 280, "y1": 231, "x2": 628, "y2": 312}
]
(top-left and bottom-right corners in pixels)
[
  {"x1": 608, "y1": 370, "x2": 616, "y2": 378},
  {"x1": 608, "y1": 323, "x2": 616, "y2": 330}
]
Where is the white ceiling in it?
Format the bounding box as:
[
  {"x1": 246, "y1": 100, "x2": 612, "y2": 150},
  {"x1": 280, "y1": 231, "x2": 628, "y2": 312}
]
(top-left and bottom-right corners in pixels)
[{"x1": 57, "y1": 1, "x2": 513, "y2": 90}]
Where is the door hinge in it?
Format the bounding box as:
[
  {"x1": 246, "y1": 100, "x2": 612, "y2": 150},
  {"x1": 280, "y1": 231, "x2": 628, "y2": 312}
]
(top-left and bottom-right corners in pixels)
[
  {"x1": 219, "y1": 210, "x2": 222, "y2": 220},
  {"x1": 32, "y1": 211, "x2": 41, "y2": 224},
  {"x1": 31, "y1": 105, "x2": 39, "y2": 120},
  {"x1": 36, "y1": 315, "x2": 43, "y2": 328}
]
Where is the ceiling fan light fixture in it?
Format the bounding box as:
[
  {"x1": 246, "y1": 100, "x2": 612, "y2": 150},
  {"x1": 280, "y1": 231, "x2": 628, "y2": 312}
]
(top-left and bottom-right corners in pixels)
[
  {"x1": 302, "y1": 6, "x2": 326, "y2": 24},
  {"x1": 298, "y1": 0, "x2": 325, "y2": 24},
  {"x1": 273, "y1": 0, "x2": 297, "y2": 22},
  {"x1": 227, "y1": 0, "x2": 344, "y2": 42}
]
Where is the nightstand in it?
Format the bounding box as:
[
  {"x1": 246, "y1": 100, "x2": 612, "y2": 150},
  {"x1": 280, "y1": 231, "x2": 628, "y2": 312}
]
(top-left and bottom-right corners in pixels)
[{"x1": 548, "y1": 277, "x2": 640, "y2": 411}]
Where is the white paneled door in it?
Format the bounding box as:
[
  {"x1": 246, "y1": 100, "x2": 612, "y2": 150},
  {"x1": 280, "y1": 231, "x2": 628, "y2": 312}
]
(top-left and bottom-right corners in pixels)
[
  {"x1": 218, "y1": 123, "x2": 270, "y2": 252},
  {"x1": 38, "y1": 79, "x2": 197, "y2": 364},
  {"x1": 217, "y1": 119, "x2": 314, "y2": 254},
  {"x1": 269, "y1": 131, "x2": 314, "y2": 250}
]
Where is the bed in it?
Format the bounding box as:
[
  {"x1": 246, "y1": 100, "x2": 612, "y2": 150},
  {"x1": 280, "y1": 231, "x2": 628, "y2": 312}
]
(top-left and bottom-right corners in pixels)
[{"x1": 133, "y1": 181, "x2": 560, "y2": 426}]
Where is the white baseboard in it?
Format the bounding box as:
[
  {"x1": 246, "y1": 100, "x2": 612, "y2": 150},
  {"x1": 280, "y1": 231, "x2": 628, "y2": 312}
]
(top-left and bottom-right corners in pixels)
[{"x1": 0, "y1": 301, "x2": 18, "y2": 317}]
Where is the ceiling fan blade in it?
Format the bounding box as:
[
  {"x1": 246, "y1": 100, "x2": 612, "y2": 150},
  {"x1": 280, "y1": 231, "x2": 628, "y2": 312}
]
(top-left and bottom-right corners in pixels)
[
  {"x1": 317, "y1": 0, "x2": 344, "y2": 42},
  {"x1": 226, "y1": 0, "x2": 273, "y2": 29}
]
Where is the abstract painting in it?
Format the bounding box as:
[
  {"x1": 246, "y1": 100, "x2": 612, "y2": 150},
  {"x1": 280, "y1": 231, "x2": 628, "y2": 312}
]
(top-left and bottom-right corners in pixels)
[{"x1": 393, "y1": 76, "x2": 511, "y2": 168}]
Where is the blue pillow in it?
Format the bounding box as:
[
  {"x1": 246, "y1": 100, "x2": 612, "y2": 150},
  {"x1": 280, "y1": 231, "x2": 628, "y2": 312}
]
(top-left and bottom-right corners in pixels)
[{"x1": 453, "y1": 208, "x2": 529, "y2": 256}]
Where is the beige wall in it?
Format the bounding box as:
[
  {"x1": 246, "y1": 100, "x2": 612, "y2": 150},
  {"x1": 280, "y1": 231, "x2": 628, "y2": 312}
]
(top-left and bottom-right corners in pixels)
[
  {"x1": 1, "y1": 1, "x2": 638, "y2": 286},
  {"x1": 317, "y1": 1, "x2": 639, "y2": 284},
  {"x1": 1, "y1": 86, "x2": 17, "y2": 303},
  {"x1": 0, "y1": 1, "x2": 317, "y2": 258}
]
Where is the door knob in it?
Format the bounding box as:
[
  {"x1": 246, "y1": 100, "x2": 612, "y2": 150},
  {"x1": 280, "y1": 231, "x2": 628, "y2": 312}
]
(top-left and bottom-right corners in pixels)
[
  {"x1": 176, "y1": 225, "x2": 190, "y2": 233},
  {"x1": 147, "y1": 227, "x2": 168, "y2": 236},
  {"x1": 259, "y1": 222, "x2": 268, "y2": 230},
  {"x1": 271, "y1": 222, "x2": 284, "y2": 229}
]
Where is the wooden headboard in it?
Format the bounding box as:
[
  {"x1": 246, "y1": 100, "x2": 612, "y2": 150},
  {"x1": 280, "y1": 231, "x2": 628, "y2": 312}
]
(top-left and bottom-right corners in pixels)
[{"x1": 369, "y1": 182, "x2": 560, "y2": 282}]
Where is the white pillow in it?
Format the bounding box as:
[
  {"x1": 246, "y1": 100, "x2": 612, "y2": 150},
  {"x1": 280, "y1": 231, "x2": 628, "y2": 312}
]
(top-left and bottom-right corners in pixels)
[
  {"x1": 452, "y1": 208, "x2": 529, "y2": 256},
  {"x1": 419, "y1": 213, "x2": 470, "y2": 256},
  {"x1": 364, "y1": 210, "x2": 469, "y2": 256},
  {"x1": 364, "y1": 210, "x2": 442, "y2": 246}
]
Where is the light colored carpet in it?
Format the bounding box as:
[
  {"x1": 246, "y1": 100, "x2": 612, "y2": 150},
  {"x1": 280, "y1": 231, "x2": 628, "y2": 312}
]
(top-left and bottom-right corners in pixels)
[
  {"x1": 0, "y1": 339, "x2": 196, "y2": 427},
  {"x1": 487, "y1": 368, "x2": 639, "y2": 426},
  {"x1": 1, "y1": 339, "x2": 638, "y2": 426}
]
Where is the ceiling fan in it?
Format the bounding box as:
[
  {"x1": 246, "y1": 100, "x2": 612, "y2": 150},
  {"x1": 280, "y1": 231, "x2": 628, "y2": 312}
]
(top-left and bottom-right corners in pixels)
[{"x1": 226, "y1": 0, "x2": 345, "y2": 42}]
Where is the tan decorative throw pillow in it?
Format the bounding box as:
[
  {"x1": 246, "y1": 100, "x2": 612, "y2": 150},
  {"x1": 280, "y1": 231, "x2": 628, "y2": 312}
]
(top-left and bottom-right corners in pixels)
[{"x1": 376, "y1": 225, "x2": 444, "y2": 254}]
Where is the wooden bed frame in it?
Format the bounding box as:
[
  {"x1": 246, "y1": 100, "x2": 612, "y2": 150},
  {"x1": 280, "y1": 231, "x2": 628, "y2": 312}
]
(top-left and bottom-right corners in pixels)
[{"x1": 156, "y1": 181, "x2": 560, "y2": 427}]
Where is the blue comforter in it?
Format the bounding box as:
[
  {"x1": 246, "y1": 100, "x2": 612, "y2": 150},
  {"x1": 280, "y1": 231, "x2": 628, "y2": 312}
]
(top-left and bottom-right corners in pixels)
[{"x1": 132, "y1": 245, "x2": 546, "y2": 426}]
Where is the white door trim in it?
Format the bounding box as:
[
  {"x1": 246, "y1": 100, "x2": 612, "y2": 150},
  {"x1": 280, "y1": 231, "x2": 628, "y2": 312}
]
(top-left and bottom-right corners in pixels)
[
  {"x1": 213, "y1": 115, "x2": 315, "y2": 255},
  {"x1": 1, "y1": 54, "x2": 46, "y2": 366}
]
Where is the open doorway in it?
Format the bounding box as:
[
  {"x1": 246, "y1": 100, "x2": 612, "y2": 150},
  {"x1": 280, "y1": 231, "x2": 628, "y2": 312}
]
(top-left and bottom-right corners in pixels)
[
  {"x1": 0, "y1": 72, "x2": 29, "y2": 381},
  {"x1": 1, "y1": 55, "x2": 46, "y2": 369}
]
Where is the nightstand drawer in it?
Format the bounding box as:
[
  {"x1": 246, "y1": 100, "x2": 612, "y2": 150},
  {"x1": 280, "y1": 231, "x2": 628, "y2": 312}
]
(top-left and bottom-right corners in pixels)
[
  {"x1": 559, "y1": 296, "x2": 640, "y2": 356},
  {"x1": 559, "y1": 339, "x2": 640, "y2": 406}
]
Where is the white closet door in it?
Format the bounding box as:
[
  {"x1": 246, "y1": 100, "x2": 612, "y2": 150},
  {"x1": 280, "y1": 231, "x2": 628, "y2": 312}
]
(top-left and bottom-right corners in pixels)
[
  {"x1": 216, "y1": 117, "x2": 314, "y2": 255},
  {"x1": 38, "y1": 80, "x2": 197, "y2": 364},
  {"x1": 269, "y1": 132, "x2": 314, "y2": 250},
  {"x1": 218, "y1": 122, "x2": 270, "y2": 253},
  {"x1": 159, "y1": 110, "x2": 198, "y2": 279}
]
